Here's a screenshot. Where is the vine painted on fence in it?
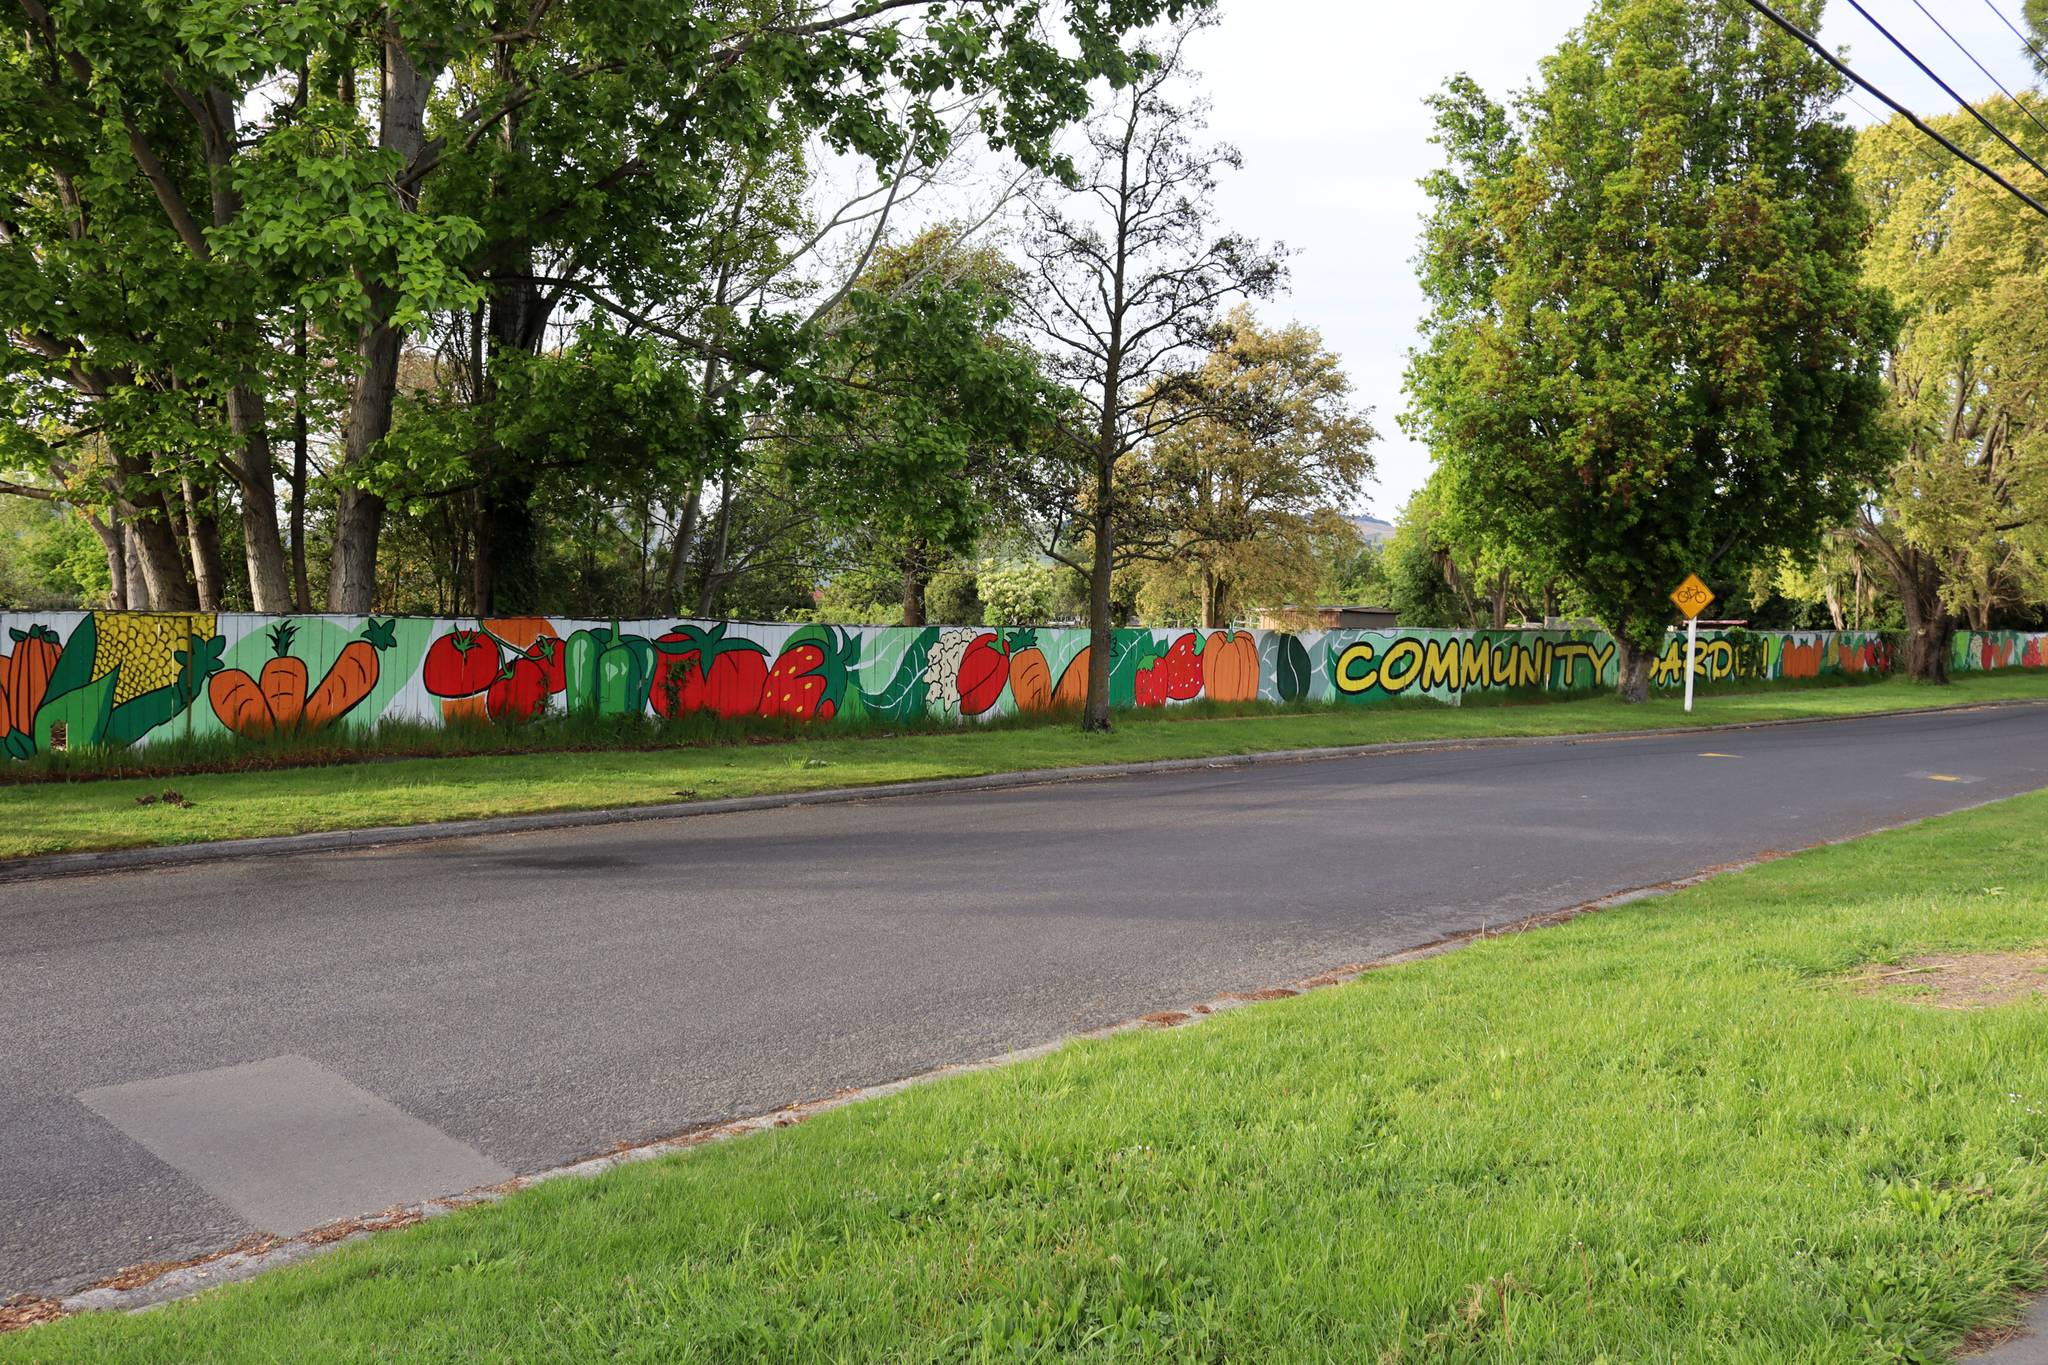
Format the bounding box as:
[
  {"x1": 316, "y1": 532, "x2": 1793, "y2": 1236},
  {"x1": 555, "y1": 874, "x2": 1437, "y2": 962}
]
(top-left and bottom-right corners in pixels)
[{"x1": 0, "y1": 611, "x2": 2041, "y2": 757}]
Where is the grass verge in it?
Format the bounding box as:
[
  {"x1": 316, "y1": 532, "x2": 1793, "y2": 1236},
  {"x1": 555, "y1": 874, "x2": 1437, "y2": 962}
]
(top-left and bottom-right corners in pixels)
[
  {"x1": 9, "y1": 786, "x2": 2048, "y2": 1361},
  {"x1": 5, "y1": 673, "x2": 2046, "y2": 860}
]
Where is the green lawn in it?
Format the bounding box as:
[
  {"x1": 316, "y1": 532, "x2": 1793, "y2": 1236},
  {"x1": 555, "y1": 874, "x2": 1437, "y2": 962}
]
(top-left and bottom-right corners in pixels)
[
  {"x1": 10, "y1": 787, "x2": 2048, "y2": 1361},
  {"x1": 4, "y1": 673, "x2": 2046, "y2": 859}
]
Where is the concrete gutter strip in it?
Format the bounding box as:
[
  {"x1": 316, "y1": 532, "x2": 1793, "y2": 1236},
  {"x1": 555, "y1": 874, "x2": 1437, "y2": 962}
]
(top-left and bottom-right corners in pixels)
[{"x1": 3, "y1": 698, "x2": 2040, "y2": 884}]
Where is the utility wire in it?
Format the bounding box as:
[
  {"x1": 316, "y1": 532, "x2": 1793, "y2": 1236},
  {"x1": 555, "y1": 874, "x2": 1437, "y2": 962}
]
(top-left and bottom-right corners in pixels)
[
  {"x1": 1843, "y1": 0, "x2": 2048, "y2": 186},
  {"x1": 1737, "y1": 0, "x2": 2048, "y2": 222},
  {"x1": 1983, "y1": 0, "x2": 2048, "y2": 76},
  {"x1": 1910, "y1": 0, "x2": 2048, "y2": 140}
]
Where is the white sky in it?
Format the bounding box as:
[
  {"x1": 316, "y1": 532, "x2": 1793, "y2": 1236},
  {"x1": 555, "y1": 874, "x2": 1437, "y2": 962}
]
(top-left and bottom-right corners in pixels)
[{"x1": 1182, "y1": 0, "x2": 2044, "y2": 516}]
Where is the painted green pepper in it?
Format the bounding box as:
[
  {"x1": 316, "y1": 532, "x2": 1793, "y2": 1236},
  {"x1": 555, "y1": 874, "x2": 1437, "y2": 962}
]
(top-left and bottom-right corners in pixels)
[{"x1": 564, "y1": 620, "x2": 655, "y2": 717}]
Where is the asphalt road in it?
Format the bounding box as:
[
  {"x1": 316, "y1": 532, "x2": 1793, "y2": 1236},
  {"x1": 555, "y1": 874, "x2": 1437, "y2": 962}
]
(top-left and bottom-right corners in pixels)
[{"x1": 5, "y1": 704, "x2": 2047, "y2": 1298}]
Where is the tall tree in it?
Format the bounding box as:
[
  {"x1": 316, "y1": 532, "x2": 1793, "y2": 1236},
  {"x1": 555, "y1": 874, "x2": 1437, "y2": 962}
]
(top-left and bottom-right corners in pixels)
[
  {"x1": 349, "y1": 0, "x2": 1210, "y2": 614},
  {"x1": 1134, "y1": 305, "x2": 1374, "y2": 627},
  {"x1": 779, "y1": 227, "x2": 1048, "y2": 626},
  {"x1": 1404, "y1": 0, "x2": 1894, "y2": 700},
  {"x1": 1017, "y1": 21, "x2": 1282, "y2": 727},
  {"x1": 1851, "y1": 103, "x2": 2048, "y2": 679}
]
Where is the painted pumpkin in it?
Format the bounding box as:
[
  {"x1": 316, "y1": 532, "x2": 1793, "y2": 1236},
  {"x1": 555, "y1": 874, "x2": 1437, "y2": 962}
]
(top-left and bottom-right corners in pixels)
[
  {"x1": 2, "y1": 624, "x2": 61, "y2": 737},
  {"x1": 1203, "y1": 630, "x2": 1259, "y2": 702}
]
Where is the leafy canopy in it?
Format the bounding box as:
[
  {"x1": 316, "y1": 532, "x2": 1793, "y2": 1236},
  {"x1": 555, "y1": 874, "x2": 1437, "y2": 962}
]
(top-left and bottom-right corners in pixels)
[{"x1": 1404, "y1": 0, "x2": 1894, "y2": 674}]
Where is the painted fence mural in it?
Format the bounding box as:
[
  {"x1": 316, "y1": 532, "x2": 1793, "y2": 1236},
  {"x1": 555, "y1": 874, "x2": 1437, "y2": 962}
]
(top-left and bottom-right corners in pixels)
[{"x1": 0, "y1": 610, "x2": 2042, "y2": 757}]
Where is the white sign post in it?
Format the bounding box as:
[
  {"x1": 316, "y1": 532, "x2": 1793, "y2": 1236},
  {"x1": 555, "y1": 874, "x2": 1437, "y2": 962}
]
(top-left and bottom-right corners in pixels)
[
  {"x1": 1684, "y1": 614, "x2": 1699, "y2": 714},
  {"x1": 1670, "y1": 574, "x2": 1716, "y2": 713}
]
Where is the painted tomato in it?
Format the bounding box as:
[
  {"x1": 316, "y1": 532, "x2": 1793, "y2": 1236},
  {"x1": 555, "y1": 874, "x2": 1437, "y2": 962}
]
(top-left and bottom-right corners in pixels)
[
  {"x1": 487, "y1": 657, "x2": 551, "y2": 722},
  {"x1": 957, "y1": 633, "x2": 1011, "y2": 716},
  {"x1": 423, "y1": 629, "x2": 501, "y2": 698},
  {"x1": 521, "y1": 635, "x2": 567, "y2": 695},
  {"x1": 1161, "y1": 633, "x2": 1203, "y2": 701},
  {"x1": 649, "y1": 622, "x2": 769, "y2": 718}
]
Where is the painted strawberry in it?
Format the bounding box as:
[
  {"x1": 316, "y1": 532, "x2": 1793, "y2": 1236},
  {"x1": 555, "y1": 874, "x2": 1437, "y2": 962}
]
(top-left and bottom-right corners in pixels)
[
  {"x1": 759, "y1": 626, "x2": 860, "y2": 722},
  {"x1": 1133, "y1": 656, "x2": 1169, "y2": 707},
  {"x1": 1161, "y1": 632, "x2": 1203, "y2": 701}
]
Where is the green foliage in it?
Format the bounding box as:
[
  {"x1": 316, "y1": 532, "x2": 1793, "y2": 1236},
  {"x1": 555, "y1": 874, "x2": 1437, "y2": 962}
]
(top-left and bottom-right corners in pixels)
[
  {"x1": 1853, "y1": 104, "x2": 2048, "y2": 631},
  {"x1": 1404, "y1": 0, "x2": 1895, "y2": 687},
  {"x1": 923, "y1": 568, "x2": 983, "y2": 626},
  {"x1": 978, "y1": 559, "x2": 1063, "y2": 625},
  {"x1": 1133, "y1": 306, "x2": 1377, "y2": 626},
  {"x1": 0, "y1": 498, "x2": 107, "y2": 608}
]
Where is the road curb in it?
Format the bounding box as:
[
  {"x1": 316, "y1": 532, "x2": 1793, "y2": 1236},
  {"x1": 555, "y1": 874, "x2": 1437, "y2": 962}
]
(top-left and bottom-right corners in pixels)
[{"x1": 4, "y1": 697, "x2": 2040, "y2": 884}]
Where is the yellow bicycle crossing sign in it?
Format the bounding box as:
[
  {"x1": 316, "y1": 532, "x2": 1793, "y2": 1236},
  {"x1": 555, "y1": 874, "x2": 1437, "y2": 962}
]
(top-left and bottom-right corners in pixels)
[{"x1": 1670, "y1": 573, "x2": 1715, "y2": 621}]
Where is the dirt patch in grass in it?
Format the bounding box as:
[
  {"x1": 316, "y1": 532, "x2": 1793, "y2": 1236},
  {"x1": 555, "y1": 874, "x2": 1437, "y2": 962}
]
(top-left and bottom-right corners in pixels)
[
  {"x1": 1851, "y1": 950, "x2": 2048, "y2": 1010},
  {"x1": 0, "y1": 1299, "x2": 63, "y2": 1332}
]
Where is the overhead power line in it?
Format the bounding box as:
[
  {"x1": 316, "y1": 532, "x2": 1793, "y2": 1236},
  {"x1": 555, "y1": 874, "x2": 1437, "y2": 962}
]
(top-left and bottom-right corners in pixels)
[
  {"x1": 1982, "y1": 0, "x2": 2048, "y2": 76},
  {"x1": 1842, "y1": 0, "x2": 2048, "y2": 188},
  {"x1": 1914, "y1": 0, "x2": 2048, "y2": 140},
  {"x1": 1737, "y1": 0, "x2": 2048, "y2": 224}
]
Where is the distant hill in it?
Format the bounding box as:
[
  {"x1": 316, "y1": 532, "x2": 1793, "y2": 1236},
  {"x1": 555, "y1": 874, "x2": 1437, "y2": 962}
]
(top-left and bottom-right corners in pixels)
[{"x1": 1347, "y1": 514, "x2": 1394, "y2": 546}]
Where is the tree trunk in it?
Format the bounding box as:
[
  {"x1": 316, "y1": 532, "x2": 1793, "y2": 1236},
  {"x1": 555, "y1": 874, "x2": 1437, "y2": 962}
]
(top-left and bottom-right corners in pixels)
[
  {"x1": 1200, "y1": 570, "x2": 1229, "y2": 629},
  {"x1": 661, "y1": 483, "x2": 702, "y2": 613},
  {"x1": 189, "y1": 87, "x2": 292, "y2": 612},
  {"x1": 474, "y1": 41, "x2": 555, "y2": 616},
  {"x1": 900, "y1": 538, "x2": 928, "y2": 627},
  {"x1": 326, "y1": 20, "x2": 430, "y2": 613},
  {"x1": 1822, "y1": 581, "x2": 1845, "y2": 631},
  {"x1": 182, "y1": 477, "x2": 226, "y2": 611},
  {"x1": 476, "y1": 477, "x2": 541, "y2": 614},
  {"x1": 123, "y1": 485, "x2": 198, "y2": 610},
  {"x1": 1613, "y1": 630, "x2": 1654, "y2": 703},
  {"x1": 1868, "y1": 538, "x2": 1953, "y2": 683},
  {"x1": 123, "y1": 522, "x2": 150, "y2": 610},
  {"x1": 1083, "y1": 456, "x2": 1116, "y2": 732},
  {"x1": 291, "y1": 310, "x2": 312, "y2": 611},
  {"x1": 693, "y1": 478, "x2": 734, "y2": 618},
  {"x1": 86, "y1": 509, "x2": 127, "y2": 610},
  {"x1": 1900, "y1": 577, "x2": 1952, "y2": 684},
  {"x1": 227, "y1": 385, "x2": 293, "y2": 610}
]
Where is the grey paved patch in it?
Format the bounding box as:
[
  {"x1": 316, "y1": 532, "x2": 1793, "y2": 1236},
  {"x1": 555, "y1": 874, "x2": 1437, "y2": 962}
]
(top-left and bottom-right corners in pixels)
[
  {"x1": 1970, "y1": 1299, "x2": 2048, "y2": 1363},
  {"x1": 76, "y1": 1055, "x2": 509, "y2": 1236}
]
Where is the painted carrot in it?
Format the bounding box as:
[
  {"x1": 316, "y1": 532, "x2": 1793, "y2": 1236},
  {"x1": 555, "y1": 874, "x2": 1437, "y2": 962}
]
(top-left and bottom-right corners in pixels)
[
  {"x1": 208, "y1": 669, "x2": 272, "y2": 737},
  {"x1": 303, "y1": 618, "x2": 395, "y2": 731},
  {"x1": 258, "y1": 622, "x2": 307, "y2": 733}
]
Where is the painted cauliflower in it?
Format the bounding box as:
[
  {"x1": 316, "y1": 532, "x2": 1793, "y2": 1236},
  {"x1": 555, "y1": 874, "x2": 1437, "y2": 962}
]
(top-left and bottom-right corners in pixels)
[{"x1": 923, "y1": 628, "x2": 981, "y2": 718}]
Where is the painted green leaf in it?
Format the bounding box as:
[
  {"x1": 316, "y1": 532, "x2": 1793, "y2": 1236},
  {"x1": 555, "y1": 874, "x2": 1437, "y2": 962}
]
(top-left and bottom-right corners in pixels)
[
  {"x1": 34, "y1": 669, "x2": 115, "y2": 752},
  {"x1": 861, "y1": 631, "x2": 935, "y2": 721},
  {"x1": 1273, "y1": 635, "x2": 1312, "y2": 702},
  {"x1": 40, "y1": 614, "x2": 97, "y2": 704}
]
